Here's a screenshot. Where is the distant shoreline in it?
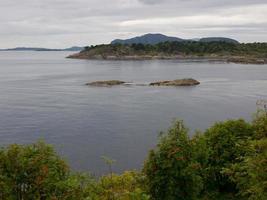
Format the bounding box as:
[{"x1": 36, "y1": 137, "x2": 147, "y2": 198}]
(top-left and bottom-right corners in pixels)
[
  {"x1": 0, "y1": 46, "x2": 83, "y2": 52},
  {"x1": 67, "y1": 54, "x2": 267, "y2": 65}
]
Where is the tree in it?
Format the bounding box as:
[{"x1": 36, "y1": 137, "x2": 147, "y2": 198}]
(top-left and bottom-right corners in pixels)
[
  {"x1": 252, "y1": 110, "x2": 267, "y2": 139},
  {"x1": 0, "y1": 141, "x2": 95, "y2": 200},
  {"x1": 225, "y1": 138, "x2": 267, "y2": 200},
  {"x1": 203, "y1": 119, "x2": 253, "y2": 194},
  {"x1": 143, "y1": 121, "x2": 203, "y2": 200},
  {"x1": 224, "y1": 112, "x2": 267, "y2": 200}
]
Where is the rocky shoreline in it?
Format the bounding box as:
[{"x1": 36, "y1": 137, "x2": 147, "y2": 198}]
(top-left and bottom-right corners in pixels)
[
  {"x1": 68, "y1": 53, "x2": 267, "y2": 65},
  {"x1": 67, "y1": 53, "x2": 185, "y2": 60},
  {"x1": 227, "y1": 57, "x2": 267, "y2": 64}
]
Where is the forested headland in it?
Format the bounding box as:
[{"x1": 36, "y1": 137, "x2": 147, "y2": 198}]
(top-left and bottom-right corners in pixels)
[{"x1": 68, "y1": 41, "x2": 267, "y2": 64}]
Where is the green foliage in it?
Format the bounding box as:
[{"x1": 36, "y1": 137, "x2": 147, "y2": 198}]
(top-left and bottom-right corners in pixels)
[
  {"x1": 224, "y1": 138, "x2": 267, "y2": 200},
  {"x1": 252, "y1": 110, "x2": 267, "y2": 139},
  {"x1": 0, "y1": 112, "x2": 266, "y2": 200},
  {"x1": 143, "y1": 121, "x2": 204, "y2": 200},
  {"x1": 204, "y1": 119, "x2": 253, "y2": 193},
  {"x1": 224, "y1": 112, "x2": 267, "y2": 200},
  {"x1": 143, "y1": 113, "x2": 266, "y2": 200},
  {"x1": 83, "y1": 41, "x2": 267, "y2": 58},
  {"x1": 0, "y1": 142, "x2": 148, "y2": 200},
  {"x1": 0, "y1": 141, "x2": 95, "y2": 200},
  {"x1": 96, "y1": 171, "x2": 149, "y2": 200}
]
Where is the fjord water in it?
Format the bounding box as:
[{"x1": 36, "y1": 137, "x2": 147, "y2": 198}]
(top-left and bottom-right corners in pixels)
[{"x1": 0, "y1": 51, "x2": 266, "y2": 174}]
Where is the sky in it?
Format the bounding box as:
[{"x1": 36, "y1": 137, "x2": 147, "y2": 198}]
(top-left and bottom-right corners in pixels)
[{"x1": 0, "y1": 0, "x2": 267, "y2": 48}]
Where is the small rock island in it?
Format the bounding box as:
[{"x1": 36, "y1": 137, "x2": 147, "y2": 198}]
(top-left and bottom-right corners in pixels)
[
  {"x1": 86, "y1": 79, "x2": 200, "y2": 87},
  {"x1": 86, "y1": 80, "x2": 125, "y2": 87},
  {"x1": 150, "y1": 78, "x2": 200, "y2": 86}
]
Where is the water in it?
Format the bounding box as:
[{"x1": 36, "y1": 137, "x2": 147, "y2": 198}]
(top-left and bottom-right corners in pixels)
[{"x1": 0, "y1": 51, "x2": 266, "y2": 175}]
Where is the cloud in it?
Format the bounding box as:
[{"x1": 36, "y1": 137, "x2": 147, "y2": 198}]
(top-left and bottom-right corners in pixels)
[
  {"x1": 0, "y1": 0, "x2": 266, "y2": 48},
  {"x1": 138, "y1": 0, "x2": 165, "y2": 4},
  {"x1": 119, "y1": 4, "x2": 267, "y2": 27}
]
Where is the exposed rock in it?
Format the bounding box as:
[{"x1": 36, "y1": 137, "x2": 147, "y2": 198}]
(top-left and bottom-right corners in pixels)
[
  {"x1": 86, "y1": 80, "x2": 125, "y2": 87},
  {"x1": 149, "y1": 78, "x2": 200, "y2": 86},
  {"x1": 86, "y1": 79, "x2": 200, "y2": 87},
  {"x1": 227, "y1": 57, "x2": 267, "y2": 64}
]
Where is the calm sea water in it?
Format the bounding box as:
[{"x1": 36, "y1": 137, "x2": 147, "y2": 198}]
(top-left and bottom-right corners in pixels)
[{"x1": 0, "y1": 51, "x2": 266, "y2": 175}]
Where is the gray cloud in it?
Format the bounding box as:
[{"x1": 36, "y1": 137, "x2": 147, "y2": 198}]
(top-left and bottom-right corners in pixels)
[
  {"x1": 0, "y1": 0, "x2": 266, "y2": 48},
  {"x1": 138, "y1": 0, "x2": 165, "y2": 4}
]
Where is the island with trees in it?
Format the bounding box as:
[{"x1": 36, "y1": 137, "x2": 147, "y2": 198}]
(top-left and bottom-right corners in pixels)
[
  {"x1": 68, "y1": 41, "x2": 267, "y2": 64},
  {"x1": 67, "y1": 33, "x2": 267, "y2": 64}
]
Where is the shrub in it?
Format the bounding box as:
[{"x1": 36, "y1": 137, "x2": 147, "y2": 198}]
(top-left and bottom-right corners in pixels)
[
  {"x1": 96, "y1": 171, "x2": 149, "y2": 200},
  {"x1": 225, "y1": 112, "x2": 267, "y2": 200},
  {"x1": 225, "y1": 138, "x2": 267, "y2": 200},
  {"x1": 0, "y1": 141, "x2": 148, "y2": 200},
  {"x1": 203, "y1": 119, "x2": 253, "y2": 193},
  {"x1": 252, "y1": 110, "x2": 267, "y2": 139},
  {"x1": 143, "y1": 115, "x2": 267, "y2": 200},
  {"x1": 143, "y1": 121, "x2": 204, "y2": 200},
  {"x1": 0, "y1": 141, "x2": 95, "y2": 200}
]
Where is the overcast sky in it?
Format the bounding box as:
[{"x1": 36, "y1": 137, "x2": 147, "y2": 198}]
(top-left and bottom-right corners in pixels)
[{"x1": 0, "y1": 0, "x2": 267, "y2": 48}]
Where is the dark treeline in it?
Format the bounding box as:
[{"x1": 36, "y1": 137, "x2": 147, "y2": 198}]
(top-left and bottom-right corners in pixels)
[
  {"x1": 0, "y1": 110, "x2": 266, "y2": 199},
  {"x1": 83, "y1": 41, "x2": 267, "y2": 57}
]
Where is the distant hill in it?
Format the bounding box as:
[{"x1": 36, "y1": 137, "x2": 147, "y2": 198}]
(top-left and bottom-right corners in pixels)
[
  {"x1": 111, "y1": 33, "x2": 239, "y2": 45},
  {"x1": 199, "y1": 37, "x2": 239, "y2": 44},
  {"x1": 0, "y1": 46, "x2": 84, "y2": 51},
  {"x1": 111, "y1": 33, "x2": 184, "y2": 45}
]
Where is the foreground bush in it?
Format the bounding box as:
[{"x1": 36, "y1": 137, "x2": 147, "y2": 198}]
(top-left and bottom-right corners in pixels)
[
  {"x1": 0, "y1": 141, "x2": 95, "y2": 200},
  {"x1": 224, "y1": 111, "x2": 267, "y2": 200},
  {"x1": 143, "y1": 111, "x2": 267, "y2": 200},
  {"x1": 0, "y1": 111, "x2": 266, "y2": 199},
  {"x1": 143, "y1": 121, "x2": 204, "y2": 200},
  {"x1": 96, "y1": 171, "x2": 149, "y2": 200},
  {"x1": 204, "y1": 119, "x2": 253, "y2": 194},
  {"x1": 0, "y1": 142, "x2": 148, "y2": 200}
]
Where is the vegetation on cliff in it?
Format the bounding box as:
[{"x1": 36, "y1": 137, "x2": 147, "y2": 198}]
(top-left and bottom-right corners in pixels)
[
  {"x1": 68, "y1": 41, "x2": 267, "y2": 64},
  {"x1": 0, "y1": 110, "x2": 266, "y2": 199}
]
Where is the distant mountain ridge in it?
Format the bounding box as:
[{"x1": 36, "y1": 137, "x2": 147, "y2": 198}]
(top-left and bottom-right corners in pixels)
[
  {"x1": 0, "y1": 46, "x2": 84, "y2": 51},
  {"x1": 111, "y1": 33, "x2": 184, "y2": 45},
  {"x1": 111, "y1": 33, "x2": 239, "y2": 45}
]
